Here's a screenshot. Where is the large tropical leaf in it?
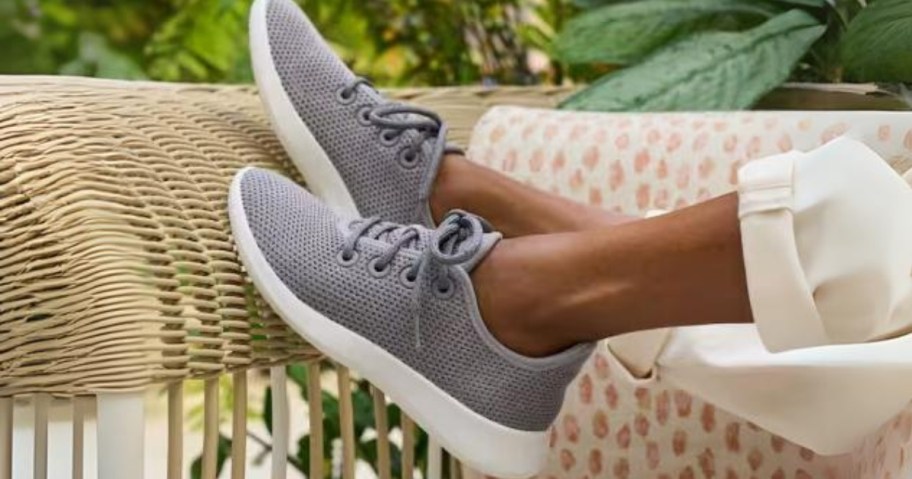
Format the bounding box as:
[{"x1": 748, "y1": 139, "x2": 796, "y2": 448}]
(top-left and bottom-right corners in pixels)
[
  {"x1": 555, "y1": 0, "x2": 780, "y2": 65},
  {"x1": 771, "y1": 0, "x2": 825, "y2": 6},
  {"x1": 560, "y1": 9, "x2": 825, "y2": 112},
  {"x1": 572, "y1": 0, "x2": 629, "y2": 9},
  {"x1": 841, "y1": 0, "x2": 912, "y2": 82},
  {"x1": 573, "y1": 0, "x2": 827, "y2": 11}
]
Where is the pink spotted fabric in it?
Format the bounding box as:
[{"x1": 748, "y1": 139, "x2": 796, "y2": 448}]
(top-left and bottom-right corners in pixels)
[
  {"x1": 464, "y1": 108, "x2": 912, "y2": 478},
  {"x1": 469, "y1": 109, "x2": 912, "y2": 216},
  {"x1": 537, "y1": 347, "x2": 911, "y2": 479}
]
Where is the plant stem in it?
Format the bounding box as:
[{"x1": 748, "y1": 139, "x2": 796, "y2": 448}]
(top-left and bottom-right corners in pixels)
[{"x1": 246, "y1": 430, "x2": 306, "y2": 472}]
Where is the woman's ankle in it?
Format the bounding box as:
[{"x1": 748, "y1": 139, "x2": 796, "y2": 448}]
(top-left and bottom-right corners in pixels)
[
  {"x1": 471, "y1": 237, "x2": 583, "y2": 357},
  {"x1": 429, "y1": 153, "x2": 474, "y2": 224}
]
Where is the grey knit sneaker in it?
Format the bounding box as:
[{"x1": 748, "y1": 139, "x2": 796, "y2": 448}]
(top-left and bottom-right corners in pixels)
[
  {"x1": 229, "y1": 168, "x2": 594, "y2": 478},
  {"x1": 250, "y1": 0, "x2": 456, "y2": 227}
]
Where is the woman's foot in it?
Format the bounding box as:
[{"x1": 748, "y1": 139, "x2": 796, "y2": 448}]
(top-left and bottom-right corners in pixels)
[
  {"x1": 250, "y1": 0, "x2": 636, "y2": 236},
  {"x1": 229, "y1": 167, "x2": 594, "y2": 478},
  {"x1": 250, "y1": 0, "x2": 456, "y2": 226}
]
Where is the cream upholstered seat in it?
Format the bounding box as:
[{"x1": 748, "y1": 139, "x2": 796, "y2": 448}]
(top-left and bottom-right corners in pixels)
[{"x1": 0, "y1": 76, "x2": 572, "y2": 479}]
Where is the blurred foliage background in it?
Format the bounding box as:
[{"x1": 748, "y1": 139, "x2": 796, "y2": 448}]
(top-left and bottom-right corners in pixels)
[
  {"x1": 3, "y1": 0, "x2": 906, "y2": 111},
  {"x1": 0, "y1": 0, "x2": 600, "y2": 86}
]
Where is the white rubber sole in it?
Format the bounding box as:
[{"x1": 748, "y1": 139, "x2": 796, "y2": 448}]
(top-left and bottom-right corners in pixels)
[
  {"x1": 228, "y1": 168, "x2": 548, "y2": 478},
  {"x1": 249, "y1": 0, "x2": 360, "y2": 219}
]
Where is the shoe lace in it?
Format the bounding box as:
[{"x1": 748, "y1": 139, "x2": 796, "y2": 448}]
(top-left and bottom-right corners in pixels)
[
  {"x1": 341, "y1": 77, "x2": 463, "y2": 206},
  {"x1": 340, "y1": 210, "x2": 484, "y2": 348}
]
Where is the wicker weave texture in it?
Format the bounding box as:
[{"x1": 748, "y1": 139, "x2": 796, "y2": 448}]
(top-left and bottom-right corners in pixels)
[
  {"x1": 0, "y1": 76, "x2": 571, "y2": 396},
  {"x1": 387, "y1": 85, "x2": 573, "y2": 144},
  {"x1": 0, "y1": 78, "x2": 317, "y2": 396}
]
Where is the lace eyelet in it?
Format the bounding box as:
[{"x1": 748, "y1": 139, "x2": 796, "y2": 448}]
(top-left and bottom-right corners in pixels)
[
  {"x1": 356, "y1": 106, "x2": 373, "y2": 127},
  {"x1": 397, "y1": 148, "x2": 419, "y2": 169},
  {"x1": 335, "y1": 86, "x2": 357, "y2": 105},
  {"x1": 433, "y1": 279, "x2": 455, "y2": 299},
  {"x1": 379, "y1": 129, "x2": 400, "y2": 146},
  {"x1": 367, "y1": 257, "x2": 392, "y2": 278},
  {"x1": 336, "y1": 249, "x2": 359, "y2": 267},
  {"x1": 398, "y1": 267, "x2": 417, "y2": 288}
]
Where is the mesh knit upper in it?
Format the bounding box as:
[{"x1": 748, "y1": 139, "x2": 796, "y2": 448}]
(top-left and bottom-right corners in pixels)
[
  {"x1": 238, "y1": 168, "x2": 594, "y2": 431},
  {"x1": 263, "y1": 0, "x2": 440, "y2": 226}
]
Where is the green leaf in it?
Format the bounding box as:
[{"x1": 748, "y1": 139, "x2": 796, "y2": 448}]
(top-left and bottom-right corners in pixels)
[
  {"x1": 560, "y1": 9, "x2": 825, "y2": 112},
  {"x1": 190, "y1": 434, "x2": 232, "y2": 479},
  {"x1": 145, "y1": 0, "x2": 250, "y2": 82},
  {"x1": 351, "y1": 386, "x2": 375, "y2": 438},
  {"x1": 295, "y1": 435, "x2": 311, "y2": 475},
  {"x1": 770, "y1": 0, "x2": 825, "y2": 6},
  {"x1": 413, "y1": 427, "x2": 430, "y2": 474},
  {"x1": 321, "y1": 391, "x2": 341, "y2": 441},
  {"x1": 286, "y1": 363, "x2": 309, "y2": 396},
  {"x1": 358, "y1": 439, "x2": 378, "y2": 472},
  {"x1": 386, "y1": 402, "x2": 402, "y2": 428},
  {"x1": 572, "y1": 0, "x2": 630, "y2": 9},
  {"x1": 294, "y1": 435, "x2": 331, "y2": 477},
  {"x1": 263, "y1": 386, "x2": 273, "y2": 435},
  {"x1": 556, "y1": 0, "x2": 780, "y2": 64},
  {"x1": 841, "y1": 0, "x2": 912, "y2": 82}
]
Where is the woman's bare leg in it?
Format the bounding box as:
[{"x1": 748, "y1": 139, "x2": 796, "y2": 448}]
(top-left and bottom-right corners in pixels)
[
  {"x1": 430, "y1": 154, "x2": 637, "y2": 236},
  {"x1": 473, "y1": 194, "x2": 751, "y2": 356},
  {"x1": 429, "y1": 154, "x2": 751, "y2": 356}
]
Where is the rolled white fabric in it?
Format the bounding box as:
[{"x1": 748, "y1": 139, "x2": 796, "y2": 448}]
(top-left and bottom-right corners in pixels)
[
  {"x1": 659, "y1": 323, "x2": 912, "y2": 455},
  {"x1": 615, "y1": 138, "x2": 912, "y2": 455},
  {"x1": 651, "y1": 136, "x2": 912, "y2": 454},
  {"x1": 739, "y1": 137, "x2": 912, "y2": 352}
]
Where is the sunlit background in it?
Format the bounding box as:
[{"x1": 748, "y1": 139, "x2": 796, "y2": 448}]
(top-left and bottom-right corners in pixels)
[{"x1": 0, "y1": 0, "x2": 602, "y2": 87}]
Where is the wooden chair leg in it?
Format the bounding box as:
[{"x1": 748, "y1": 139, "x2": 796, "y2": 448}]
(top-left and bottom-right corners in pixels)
[
  {"x1": 202, "y1": 379, "x2": 220, "y2": 479},
  {"x1": 73, "y1": 397, "x2": 90, "y2": 479},
  {"x1": 402, "y1": 415, "x2": 416, "y2": 479},
  {"x1": 449, "y1": 453, "x2": 461, "y2": 479},
  {"x1": 270, "y1": 366, "x2": 289, "y2": 479},
  {"x1": 231, "y1": 371, "x2": 247, "y2": 479},
  {"x1": 167, "y1": 383, "x2": 183, "y2": 479},
  {"x1": 427, "y1": 437, "x2": 442, "y2": 479},
  {"x1": 33, "y1": 394, "x2": 50, "y2": 479},
  {"x1": 231, "y1": 372, "x2": 248, "y2": 479},
  {"x1": 0, "y1": 397, "x2": 12, "y2": 479},
  {"x1": 371, "y1": 386, "x2": 391, "y2": 479},
  {"x1": 307, "y1": 362, "x2": 324, "y2": 479},
  {"x1": 337, "y1": 365, "x2": 356, "y2": 479},
  {"x1": 97, "y1": 392, "x2": 145, "y2": 479}
]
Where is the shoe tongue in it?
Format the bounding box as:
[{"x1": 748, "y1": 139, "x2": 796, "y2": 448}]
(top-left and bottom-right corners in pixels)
[{"x1": 458, "y1": 232, "x2": 501, "y2": 273}]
